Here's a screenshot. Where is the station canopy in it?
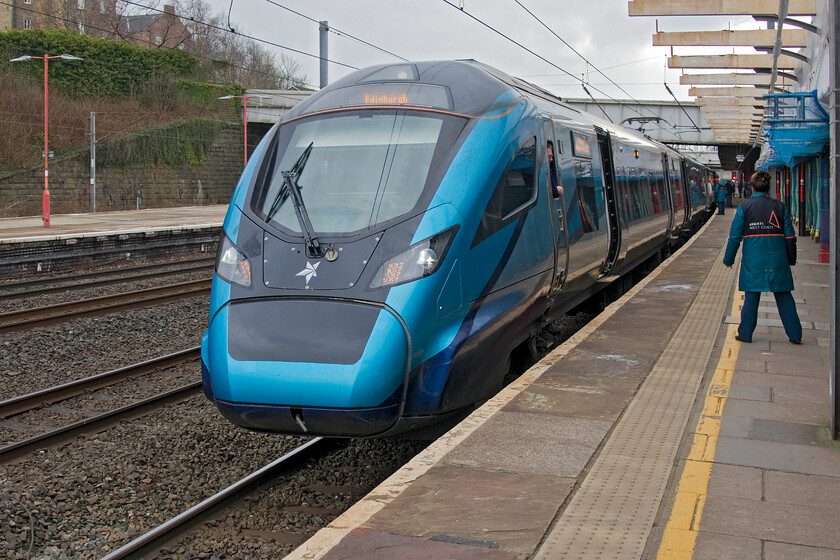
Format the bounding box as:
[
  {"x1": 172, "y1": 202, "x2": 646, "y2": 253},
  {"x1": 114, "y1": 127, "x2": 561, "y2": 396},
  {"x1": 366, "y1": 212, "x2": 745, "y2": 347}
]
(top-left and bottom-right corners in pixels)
[{"x1": 756, "y1": 91, "x2": 830, "y2": 169}]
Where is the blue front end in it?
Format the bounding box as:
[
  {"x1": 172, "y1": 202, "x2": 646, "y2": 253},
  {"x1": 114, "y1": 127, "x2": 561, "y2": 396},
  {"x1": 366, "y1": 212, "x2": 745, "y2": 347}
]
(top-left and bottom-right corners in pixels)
[
  {"x1": 204, "y1": 297, "x2": 410, "y2": 436},
  {"x1": 201, "y1": 61, "x2": 556, "y2": 437}
]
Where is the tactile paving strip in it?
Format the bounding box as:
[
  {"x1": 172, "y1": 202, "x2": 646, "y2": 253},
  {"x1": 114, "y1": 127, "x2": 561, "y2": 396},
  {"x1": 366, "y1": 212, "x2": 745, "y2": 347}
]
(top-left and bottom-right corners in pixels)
[{"x1": 534, "y1": 247, "x2": 735, "y2": 560}]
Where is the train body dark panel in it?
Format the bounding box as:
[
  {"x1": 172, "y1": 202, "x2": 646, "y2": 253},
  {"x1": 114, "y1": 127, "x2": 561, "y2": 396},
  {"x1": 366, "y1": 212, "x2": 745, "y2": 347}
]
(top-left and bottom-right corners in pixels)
[{"x1": 200, "y1": 60, "x2": 714, "y2": 437}]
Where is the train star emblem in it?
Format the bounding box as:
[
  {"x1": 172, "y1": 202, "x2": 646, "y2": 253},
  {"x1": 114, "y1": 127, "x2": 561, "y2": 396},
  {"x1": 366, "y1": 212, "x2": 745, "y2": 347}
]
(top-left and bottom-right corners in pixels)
[{"x1": 295, "y1": 261, "x2": 320, "y2": 285}]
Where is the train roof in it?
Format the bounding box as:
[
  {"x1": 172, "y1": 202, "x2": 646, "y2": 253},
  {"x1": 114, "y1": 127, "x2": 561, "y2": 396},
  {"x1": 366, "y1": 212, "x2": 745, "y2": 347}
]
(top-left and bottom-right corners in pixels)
[
  {"x1": 282, "y1": 60, "x2": 713, "y2": 174},
  {"x1": 284, "y1": 60, "x2": 517, "y2": 121}
]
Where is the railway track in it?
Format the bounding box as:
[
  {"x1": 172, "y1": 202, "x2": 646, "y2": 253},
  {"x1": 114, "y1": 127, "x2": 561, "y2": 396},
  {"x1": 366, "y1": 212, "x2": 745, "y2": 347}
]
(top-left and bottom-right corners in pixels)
[
  {"x1": 0, "y1": 257, "x2": 214, "y2": 300},
  {"x1": 99, "y1": 438, "x2": 332, "y2": 560},
  {"x1": 0, "y1": 348, "x2": 200, "y2": 418},
  {"x1": 0, "y1": 349, "x2": 201, "y2": 464},
  {"x1": 0, "y1": 279, "x2": 211, "y2": 333}
]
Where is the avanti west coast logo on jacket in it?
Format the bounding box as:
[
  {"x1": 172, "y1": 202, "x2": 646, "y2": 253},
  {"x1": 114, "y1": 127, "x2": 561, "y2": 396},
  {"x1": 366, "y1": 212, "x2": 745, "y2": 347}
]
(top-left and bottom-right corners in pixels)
[
  {"x1": 744, "y1": 202, "x2": 783, "y2": 236},
  {"x1": 740, "y1": 194, "x2": 797, "y2": 270}
]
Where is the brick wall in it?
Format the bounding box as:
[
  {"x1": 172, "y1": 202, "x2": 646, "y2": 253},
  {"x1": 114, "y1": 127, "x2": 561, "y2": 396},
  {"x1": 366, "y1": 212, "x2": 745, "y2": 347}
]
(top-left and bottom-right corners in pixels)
[{"x1": 0, "y1": 125, "x2": 245, "y2": 217}]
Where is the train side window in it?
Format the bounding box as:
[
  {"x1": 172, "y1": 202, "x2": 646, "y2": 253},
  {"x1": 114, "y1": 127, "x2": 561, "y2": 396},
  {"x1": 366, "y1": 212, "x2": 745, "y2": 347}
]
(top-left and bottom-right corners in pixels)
[
  {"x1": 638, "y1": 169, "x2": 653, "y2": 217},
  {"x1": 649, "y1": 169, "x2": 664, "y2": 214},
  {"x1": 627, "y1": 168, "x2": 647, "y2": 220},
  {"x1": 574, "y1": 159, "x2": 601, "y2": 233},
  {"x1": 472, "y1": 136, "x2": 537, "y2": 247},
  {"x1": 670, "y1": 158, "x2": 684, "y2": 210}
]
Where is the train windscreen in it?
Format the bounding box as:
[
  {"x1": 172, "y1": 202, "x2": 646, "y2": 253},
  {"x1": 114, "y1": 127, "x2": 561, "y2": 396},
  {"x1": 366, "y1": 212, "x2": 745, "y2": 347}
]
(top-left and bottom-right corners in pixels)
[{"x1": 252, "y1": 111, "x2": 462, "y2": 235}]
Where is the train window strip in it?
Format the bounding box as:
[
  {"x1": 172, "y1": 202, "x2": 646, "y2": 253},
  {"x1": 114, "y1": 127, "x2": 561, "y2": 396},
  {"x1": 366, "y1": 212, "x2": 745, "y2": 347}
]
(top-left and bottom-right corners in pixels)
[
  {"x1": 472, "y1": 135, "x2": 538, "y2": 247},
  {"x1": 282, "y1": 97, "x2": 527, "y2": 125}
]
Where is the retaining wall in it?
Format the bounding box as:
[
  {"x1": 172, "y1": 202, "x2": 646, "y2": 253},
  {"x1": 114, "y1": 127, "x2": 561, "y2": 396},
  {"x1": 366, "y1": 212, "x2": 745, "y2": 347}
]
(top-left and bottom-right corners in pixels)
[{"x1": 0, "y1": 126, "x2": 244, "y2": 218}]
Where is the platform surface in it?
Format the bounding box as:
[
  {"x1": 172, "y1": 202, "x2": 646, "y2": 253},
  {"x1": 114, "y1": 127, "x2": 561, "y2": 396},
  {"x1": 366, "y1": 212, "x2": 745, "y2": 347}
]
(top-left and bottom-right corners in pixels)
[
  {"x1": 283, "y1": 213, "x2": 837, "y2": 560},
  {"x1": 0, "y1": 206, "x2": 227, "y2": 242},
  {"x1": 2, "y1": 207, "x2": 834, "y2": 558}
]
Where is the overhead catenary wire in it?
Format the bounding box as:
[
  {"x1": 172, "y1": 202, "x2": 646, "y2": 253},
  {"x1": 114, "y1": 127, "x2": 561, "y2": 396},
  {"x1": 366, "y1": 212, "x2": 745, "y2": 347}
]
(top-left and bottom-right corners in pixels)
[
  {"x1": 440, "y1": 0, "x2": 581, "y2": 85},
  {"x1": 511, "y1": 0, "x2": 678, "y2": 136},
  {"x1": 120, "y1": 0, "x2": 358, "y2": 71},
  {"x1": 664, "y1": 82, "x2": 703, "y2": 135},
  {"x1": 0, "y1": 0, "x2": 322, "y2": 96},
  {"x1": 441, "y1": 0, "x2": 673, "y2": 138},
  {"x1": 582, "y1": 84, "x2": 614, "y2": 123},
  {"x1": 264, "y1": 0, "x2": 410, "y2": 62},
  {"x1": 520, "y1": 55, "x2": 667, "y2": 77}
]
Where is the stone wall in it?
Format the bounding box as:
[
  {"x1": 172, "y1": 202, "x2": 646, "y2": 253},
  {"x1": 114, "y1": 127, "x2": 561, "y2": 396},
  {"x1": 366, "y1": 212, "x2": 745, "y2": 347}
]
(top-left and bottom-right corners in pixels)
[{"x1": 0, "y1": 125, "x2": 245, "y2": 217}]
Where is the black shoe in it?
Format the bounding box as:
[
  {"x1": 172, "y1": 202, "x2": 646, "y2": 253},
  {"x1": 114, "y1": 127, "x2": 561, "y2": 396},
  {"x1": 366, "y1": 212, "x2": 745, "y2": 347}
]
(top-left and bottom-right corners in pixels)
[
  {"x1": 790, "y1": 339, "x2": 801, "y2": 345},
  {"x1": 735, "y1": 335, "x2": 751, "y2": 343}
]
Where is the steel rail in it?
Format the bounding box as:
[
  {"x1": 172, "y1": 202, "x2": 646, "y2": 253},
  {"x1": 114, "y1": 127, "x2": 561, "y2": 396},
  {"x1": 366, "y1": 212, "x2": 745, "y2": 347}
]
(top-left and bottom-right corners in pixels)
[
  {"x1": 0, "y1": 279, "x2": 211, "y2": 333},
  {"x1": 0, "y1": 256, "x2": 214, "y2": 291},
  {"x1": 99, "y1": 437, "x2": 331, "y2": 560},
  {"x1": 0, "y1": 382, "x2": 201, "y2": 464},
  {"x1": 0, "y1": 261, "x2": 213, "y2": 301},
  {"x1": 0, "y1": 347, "x2": 200, "y2": 419}
]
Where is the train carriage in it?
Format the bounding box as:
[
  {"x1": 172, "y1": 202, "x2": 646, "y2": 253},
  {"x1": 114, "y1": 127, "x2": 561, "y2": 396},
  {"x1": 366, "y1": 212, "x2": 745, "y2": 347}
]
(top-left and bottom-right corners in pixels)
[{"x1": 201, "y1": 60, "x2": 711, "y2": 437}]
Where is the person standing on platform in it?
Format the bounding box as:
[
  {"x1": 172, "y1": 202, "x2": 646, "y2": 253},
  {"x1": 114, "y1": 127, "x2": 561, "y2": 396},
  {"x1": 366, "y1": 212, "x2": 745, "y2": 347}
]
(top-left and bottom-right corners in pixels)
[
  {"x1": 723, "y1": 170, "x2": 802, "y2": 344},
  {"x1": 714, "y1": 181, "x2": 727, "y2": 215}
]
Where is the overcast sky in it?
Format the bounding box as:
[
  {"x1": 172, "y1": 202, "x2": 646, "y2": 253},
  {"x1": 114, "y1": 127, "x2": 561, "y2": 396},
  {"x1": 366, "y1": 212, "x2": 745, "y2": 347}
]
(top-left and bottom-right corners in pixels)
[{"x1": 203, "y1": 0, "x2": 775, "y2": 102}]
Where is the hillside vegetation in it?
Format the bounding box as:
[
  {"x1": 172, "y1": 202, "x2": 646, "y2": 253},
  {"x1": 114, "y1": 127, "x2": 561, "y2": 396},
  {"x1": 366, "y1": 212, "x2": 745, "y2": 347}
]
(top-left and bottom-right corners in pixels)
[{"x1": 0, "y1": 29, "x2": 243, "y2": 171}]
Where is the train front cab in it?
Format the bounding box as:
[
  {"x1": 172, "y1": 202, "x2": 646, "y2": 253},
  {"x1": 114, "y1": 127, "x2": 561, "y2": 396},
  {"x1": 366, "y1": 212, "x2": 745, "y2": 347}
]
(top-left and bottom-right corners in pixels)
[
  {"x1": 200, "y1": 63, "x2": 570, "y2": 438},
  {"x1": 198, "y1": 96, "x2": 475, "y2": 437},
  {"x1": 201, "y1": 61, "x2": 713, "y2": 440}
]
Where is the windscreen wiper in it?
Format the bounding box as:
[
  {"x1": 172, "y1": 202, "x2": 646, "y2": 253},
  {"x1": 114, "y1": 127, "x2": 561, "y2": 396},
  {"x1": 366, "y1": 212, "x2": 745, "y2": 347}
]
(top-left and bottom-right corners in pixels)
[
  {"x1": 266, "y1": 142, "x2": 308, "y2": 222},
  {"x1": 276, "y1": 142, "x2": 323, "y2": 257}
]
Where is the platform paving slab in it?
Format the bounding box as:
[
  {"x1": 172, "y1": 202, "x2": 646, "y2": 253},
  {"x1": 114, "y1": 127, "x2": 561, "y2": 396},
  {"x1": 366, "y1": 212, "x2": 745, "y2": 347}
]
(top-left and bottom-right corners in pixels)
[
  {"x1": 360, "y1": 465, "x2": 575, "y2": 556},
  {"x1": 764, "y1": 471, "x2": 840, "y2": 508},
  {"x1": 318, "y1": 528, "x2": 519, "y2": 560},
  {"x1": 442, "y1": 411, "x2": 611, "y2": 478},
  {"x1": 732, "y1": 371, "x2": 827, "y2": 404},
  {"x1": 504, "y1": 382, "x2": 628, "y2": 422},
  {"x1": 699, "y1": 495, "x2": 840, "y2": 550},
  {"x1": 714, "y1": 436, "x2": 840, "y2": 477},
  {"x1": 713, "y1": 415, "x2": 753, "y2": 439},
  {"x1": 764, "y1": 542, "x2": 840, "y2": 560},
  {"x1": 720, "y1": 398, "x2": 828, "y2": 425},
  {"x1": 727, "y1": 383, "x2": 772, "y2": 402},
  {"x1": 751, "y1": 418, "x2": 827, "y2": 444},
  {"x1": 691, "y1": 532, "x2": 763, "y2": 560},
  {"x1": 705, "y1": 463, "x2": 763, "y2": 500}
]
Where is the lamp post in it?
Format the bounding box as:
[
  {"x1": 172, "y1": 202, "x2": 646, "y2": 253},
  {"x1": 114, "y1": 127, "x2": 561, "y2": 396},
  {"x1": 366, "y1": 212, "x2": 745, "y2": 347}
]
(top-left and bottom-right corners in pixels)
[
  {"x1": 10, "y1": 53, "x2": 83, "y2": 228},
  {"x1": 219, "y1": 94, "x2": 271, "y2": 166}
]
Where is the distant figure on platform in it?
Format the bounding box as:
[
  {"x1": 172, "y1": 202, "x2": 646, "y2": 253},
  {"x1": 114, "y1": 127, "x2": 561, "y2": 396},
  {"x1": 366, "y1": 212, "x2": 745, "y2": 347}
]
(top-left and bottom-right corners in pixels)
[
  {"x1": 725, "y1": 180, "x2": 735, "y2": 207},
  {"x1": 723, "y1": 170, "x2": 801, "y2": 344},
  {"x1": 714, "y1": 181, "x2": 727, "y2": 215}
]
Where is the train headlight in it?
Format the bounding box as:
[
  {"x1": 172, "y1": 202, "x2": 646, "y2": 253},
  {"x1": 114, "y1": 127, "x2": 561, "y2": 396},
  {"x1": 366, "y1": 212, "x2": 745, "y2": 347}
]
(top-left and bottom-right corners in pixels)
[
  {"x1": 215, "y1": 234, "x2": 251, "y2": 287},
  {"x1": 417, "y1": 248, "x2": 438, "y2": 271},
  {"x1": 371, "y1": 226, "x2": 458, "y2": 288}
]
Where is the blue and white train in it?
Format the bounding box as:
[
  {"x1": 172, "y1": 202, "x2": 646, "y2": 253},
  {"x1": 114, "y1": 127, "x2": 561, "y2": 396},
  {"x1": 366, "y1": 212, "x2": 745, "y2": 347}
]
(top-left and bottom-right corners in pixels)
[{"x1": 200, "y1": 60, "x2": 714, "y2": 437}]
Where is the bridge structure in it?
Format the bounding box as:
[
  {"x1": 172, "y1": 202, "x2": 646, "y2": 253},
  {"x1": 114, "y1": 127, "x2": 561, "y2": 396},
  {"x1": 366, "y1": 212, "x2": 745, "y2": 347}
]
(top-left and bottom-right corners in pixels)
[
  {"x1": 560, "y1": 97, "x2": 716, "y2": 146},
  {"x1": 237, "y1": 90, "x2": 733, "y2": 170}
]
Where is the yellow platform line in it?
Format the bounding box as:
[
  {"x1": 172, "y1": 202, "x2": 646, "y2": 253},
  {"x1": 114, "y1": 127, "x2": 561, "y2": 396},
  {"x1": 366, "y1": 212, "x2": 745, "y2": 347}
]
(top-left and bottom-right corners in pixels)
[{"x1": 656, "y1": 292, "x2": 742, "y2": 559}]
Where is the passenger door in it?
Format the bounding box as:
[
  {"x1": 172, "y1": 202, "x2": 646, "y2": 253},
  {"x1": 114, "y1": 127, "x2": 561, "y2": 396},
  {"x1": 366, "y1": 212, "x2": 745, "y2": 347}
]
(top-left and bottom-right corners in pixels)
[
  {"x1": 596, "y1": 128, "x2": 621, "y2": 275},
  {"x1": 661, "y1": 153, "x2": 675, "y2": 238},
  {"x1": 544, "y1": 118, "x2": 569, "y2": 293}
]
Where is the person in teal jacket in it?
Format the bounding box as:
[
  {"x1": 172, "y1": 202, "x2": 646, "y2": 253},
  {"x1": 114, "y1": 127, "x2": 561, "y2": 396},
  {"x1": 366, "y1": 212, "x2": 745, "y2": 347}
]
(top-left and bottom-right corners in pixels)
[
  {"x1": 723, "y1": 170, "x2": 801, "y2": 343},
  {"x1": 714, "y1": 181, "x2": 727, "y2": 215}
]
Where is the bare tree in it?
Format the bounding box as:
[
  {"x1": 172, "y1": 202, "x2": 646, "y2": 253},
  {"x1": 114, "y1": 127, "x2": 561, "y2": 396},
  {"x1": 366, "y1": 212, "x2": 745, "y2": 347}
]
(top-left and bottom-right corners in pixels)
[
  {"x1": 174, "y1": 0, "x2": 310, "y2": 89},
  {"x1": 62, "y1": 0, "x2": 308, "y2": 89}
]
